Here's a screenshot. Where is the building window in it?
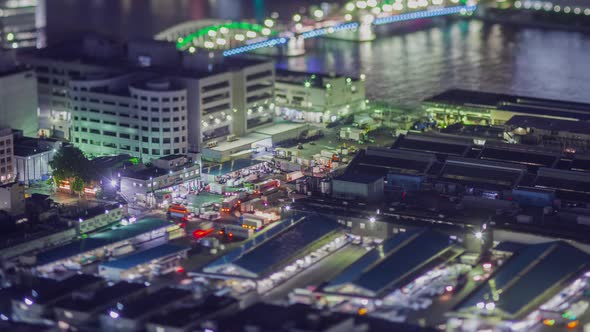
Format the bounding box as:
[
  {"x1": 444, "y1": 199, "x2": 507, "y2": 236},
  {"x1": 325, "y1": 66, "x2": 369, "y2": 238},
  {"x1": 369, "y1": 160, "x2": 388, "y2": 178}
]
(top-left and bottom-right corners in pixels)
[
  {"x1": 152, "y1": 149, "x2": 160, "y2": 155},
  {"x1": 152, "y1": 137, "x2": 160, "y2": 143}
]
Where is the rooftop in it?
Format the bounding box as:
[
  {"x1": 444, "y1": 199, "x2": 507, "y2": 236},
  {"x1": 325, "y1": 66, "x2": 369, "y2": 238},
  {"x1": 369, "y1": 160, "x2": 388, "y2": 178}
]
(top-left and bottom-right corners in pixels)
[
  {"x1": 55, "y1": 282, "x2": 145, "y2": 312},
  {"x1": 204, "y1": 215, "x2": 341, "y2": 278},
  {"x1": 147, "y1": 295, "x2": 236, "y2": 328},
  {"x1": 393, "y1": 133, "x2": 472, "y2": 156},
  {"x1": 105, "y1": 287, "x2": 192, "y2": 319},
  {"x1": 324, "y1": 229, "x2": 459, "y2": 297},
  {"x1": 334, "y1": 172, "x2": 383, "y2": 184},
  {"x1": 35, "y1": 218, "x2": 171, "y2": 266},
  {"x1": 425, "y1": 89, "x2": 590, "y2": 121},
  {"x1": 22, "y1": 274, "x2": 102, "y2": 305},
  {"x1": 100, "y1": 244, "x2": 189, "y2": 270},
  {"x1": 276, "y1": 69, "x2": 359, "y2": 88},
  {"x1": 479, "y1": 143, "x2": 559, "y2": 168},
  {"x1": 202, "y1": 158, "x2": 265, "y2": 177},
  {"x1": 440, "y1": 157, "x2": 526, "y2": 189},
  {"x1": 456, "y1": 241, "x2": 590, "y2": 319},
  {"x1": 506, "y1": 115, "x2": 590, "y2": 136}
]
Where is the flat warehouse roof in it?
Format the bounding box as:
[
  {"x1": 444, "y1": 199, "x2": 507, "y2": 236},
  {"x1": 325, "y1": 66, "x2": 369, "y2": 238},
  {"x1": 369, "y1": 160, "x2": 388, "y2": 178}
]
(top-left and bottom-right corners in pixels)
[
  {"x1": 35, "y1": 218, "x2": 171, "y2": 266},
  {"x1": 202, "y1": 159, "x2": 265, "y2": 176},
  {"x1": 105, "y1": 287, "x2": 192, "y2": 319},
  {"x1": 231, "y1": 215, "x2": 341, "y2": 277},
  {"x1": 480, "y1": 147, "x2": 558, "y2": 167},
  {"x1": 55, "y1": 282, "x2": 145, "y2": 312},
  {"x1": 100, "y1": 244, "x2": 189, "y2": 270},
  {"x1": 324, "y1": 229, "x2": 458, "y2": 297},
  {"x1": 254, "y1": 122, "x2": 308, "y2": 136},
  {"x1": 208, "y1": 133, "x2": 269, "y2": 152},
  {"x1": 456, "y1": 241, "x2": 589, "y2": 319},
  {"x1": 394, "y1": 135, "x2": 471, "y2": 156},
  {"x1": 204, "y1": 215, "x2": 341, "y2": 278}
]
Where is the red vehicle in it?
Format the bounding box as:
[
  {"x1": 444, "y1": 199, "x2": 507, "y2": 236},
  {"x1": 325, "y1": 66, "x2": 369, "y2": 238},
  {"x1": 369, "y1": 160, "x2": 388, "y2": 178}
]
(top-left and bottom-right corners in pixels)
[
  {"x1": 192, "y1": 228, "x2": 214, "y2": 239},
  {"x1": 168, "y1": 204, "x2": 189, "y2": 218}
]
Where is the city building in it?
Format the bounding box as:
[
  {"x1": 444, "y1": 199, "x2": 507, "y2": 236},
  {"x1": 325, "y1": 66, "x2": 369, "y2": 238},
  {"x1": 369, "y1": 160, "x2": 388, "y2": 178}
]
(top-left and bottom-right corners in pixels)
[
  {"x1": 332, "y1": 173, "x2": 384, "y2": 202},
  {"x1": 452, "y1": 241, "x2": 589, "y2": 325},
  {"x1": 13, "y1": 134, "x2": 61, "y2": 185},
  {"x1": 275, "y1": 69, "x2": 366, "y2": 124},
  {"x1": 120, "y1": 154, "x2": 200, "y2": 208},
  {"x1": 146, "y1": 295, "x2": 238, "y2": 332},
  {"x1": 26, "y1": 218, "x2": 181, "y2": 275},
  {"x1": 0, "y1": 63, "x2": 38, "y2": 136},
  {"x1": 0, "y1": 0, "x2": 45, "y2": 49},
  {"x1": 20, "y1": 36, "x2": 276, "y2": 153},
  {"x1": 69, "y1": 72, "x2": 190, "y2": 161},
  {"x1": 98, "y1": 244, "x2": 189, "y2": 281},
  {"x1": 203, "y1": 215, "x2": 342, "y2": 280},
  {"x1": 0, "y1": 127, "x2": 14, "y2": 184},
  {"x1": 0, "y1": 223, "x2": 76, "y2": 261},
  {"x1": 323, "y1": 229, "x2": 463, "y2": 298},
  {"x1": 423, "y1": 89, "x2": 590, "y2": 127},
  {"x1": 99, "y1": 287, "x2": 193, "y2": 332},
  {"x1": 53, "y1": 282, "x2": 147, "y2": 329},
  {"x1": 0, "y1": 180, "x2": 25, "y2": 215},
  {"x1": 11, "y1": 274, "x2": 103, "y2": 325},
  {"x1": 505, "y1": 115, "x2": 590, "y2": 152}
]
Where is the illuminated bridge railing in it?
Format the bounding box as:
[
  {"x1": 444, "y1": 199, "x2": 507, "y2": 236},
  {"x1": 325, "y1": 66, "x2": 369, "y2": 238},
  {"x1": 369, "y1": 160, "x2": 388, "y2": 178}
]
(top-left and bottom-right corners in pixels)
[
  {"x1": 222, "y1": 4, "x2": 477, "y2": 57},
  {"x1": 373, "y1": 5, "x2": 478, "y2": 25}
]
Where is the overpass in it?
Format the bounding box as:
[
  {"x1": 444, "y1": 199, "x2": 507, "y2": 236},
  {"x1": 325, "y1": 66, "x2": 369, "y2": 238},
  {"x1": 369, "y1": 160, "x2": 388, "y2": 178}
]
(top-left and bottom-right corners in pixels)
[{"x1": 156, "y1": 0, "x2": 479, "y2": 57}]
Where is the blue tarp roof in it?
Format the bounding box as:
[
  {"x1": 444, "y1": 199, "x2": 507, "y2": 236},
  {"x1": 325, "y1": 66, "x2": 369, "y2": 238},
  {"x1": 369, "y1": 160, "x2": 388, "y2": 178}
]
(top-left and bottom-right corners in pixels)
[
  {"x1": 230, "y1": 215, "x2": 341, "y2": 277},
  {"x1": 326, "y1": 229, "x2": 455, "y2": 296},
  {"x1": 202, "y1": 159, "x2": 264, "y2": 177},
  {"x1": 100, "y1": 244, "x2": 189, "y2": 270},
  {"x1": 458, "y1": 241, "x2": 590, "y2": 318},
  {"x1": 35, "y1": 218, "x2": 172, "y2": 266}
]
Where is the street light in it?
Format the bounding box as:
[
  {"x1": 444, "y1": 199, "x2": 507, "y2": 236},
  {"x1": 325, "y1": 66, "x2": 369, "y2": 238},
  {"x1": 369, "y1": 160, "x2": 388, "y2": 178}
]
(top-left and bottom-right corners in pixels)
[
  {"x1": 369, "y1": 216, "x2": 376, "y2": 223},
  {"x1": 110, "y1": 179, "x2": 117, "y2": 187},
  {"x1": 475, "y1": 231, "x2": 483, "y2": 240}
]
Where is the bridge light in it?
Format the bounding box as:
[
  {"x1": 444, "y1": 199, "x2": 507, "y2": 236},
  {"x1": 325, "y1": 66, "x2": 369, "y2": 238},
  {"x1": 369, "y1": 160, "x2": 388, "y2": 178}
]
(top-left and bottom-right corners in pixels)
[
  {"x1": 235, "y1": 34, "x2": 245, "y2": 41},
  {"x1": 382, "y1": 4, "x2": 393, "y2": 12},
  {"x1": 188, "y1": 46, "x2": 196, "y2": 53},
  {"x1": 367, "y1": 0, "x2": 377, "y2": 7},
  {"x1": 262, "y1": 28, "x2": 271, "y2": 36},
  {"x1": 246, "y1": 31, "x2": 257, "y2": 38},
  {"x1": 207, "y1": 30, "x2": 217, "y2": 37},
  {"x1": 295, "y1": 23, "x2": 303, "y2": 30},
  {"x1": 356, "y1": 1, "x2": 367, "y2": 9},
  {"x1": 292, "y1": 14, "x2": 301, "y2": 22},
  {"x1": 313, "y1": 9, "x2": 324, "y2": 19},
  {"x1": 264, "y1": 19, "x2": 274, "y2": 28},
  {"x1": 216, "y1": 38, "x2": 227, "y2": 46},
  {"x1": 220, "y1": 27, "x2": 229, "y2": 34},
  {"x1": 204, "y1": 41, "x2": 214, "y2": 49},
  {"x1": 345, "y1": 14, "x2": 353, "y2": 21},
  {"x1": 345, "y1": 2, "x2": 355, "y2": 11}
]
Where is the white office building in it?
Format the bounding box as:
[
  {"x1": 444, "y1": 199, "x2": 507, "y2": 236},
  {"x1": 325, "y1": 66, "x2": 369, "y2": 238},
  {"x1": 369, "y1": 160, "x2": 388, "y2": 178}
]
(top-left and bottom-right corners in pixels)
[
  {"x1": 0, "y1": 0, "x2": 45, "y2": 50},
  {"x1": 0, "y1": 58, "x2": 38, "y2": 137},
  {"x1": 275, "y1": 70, "x2": 366, "y2": 124},
  {"x1": 20, "y1": 36, "x2": 276, "y2": 154}
]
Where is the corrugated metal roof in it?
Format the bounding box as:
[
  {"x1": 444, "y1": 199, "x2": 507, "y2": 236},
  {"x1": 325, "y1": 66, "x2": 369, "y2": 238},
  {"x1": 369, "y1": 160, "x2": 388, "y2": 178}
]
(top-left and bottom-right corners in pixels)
[
  {"x1": 231, "y1": 215, "x2": 341, "y2": 277},
  {"x1": 325, "y1": 229, "x2": 455, "y2": 296},
  {"x1": 458, "y1": 241, "x2": 589, "y2": 318},
  {"x1": 100, "y1": 244, "x2": 189, "y2": 270},
  {"x1": 35, "y1": 218, "x2": 171, "y2": 266}
]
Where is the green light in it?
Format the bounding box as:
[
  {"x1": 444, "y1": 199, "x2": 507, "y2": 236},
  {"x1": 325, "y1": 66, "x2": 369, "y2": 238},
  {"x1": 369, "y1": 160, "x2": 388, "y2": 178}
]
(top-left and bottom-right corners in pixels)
[
  {"x1": 6, "y1": 33, "x2": 14, "y2": 41},
  {"x1": 176, "y1": 22, "x2": 278, "y2": 50},
  {"x1": 304, "y1": 81, "x2": 311, "y2": 88}
]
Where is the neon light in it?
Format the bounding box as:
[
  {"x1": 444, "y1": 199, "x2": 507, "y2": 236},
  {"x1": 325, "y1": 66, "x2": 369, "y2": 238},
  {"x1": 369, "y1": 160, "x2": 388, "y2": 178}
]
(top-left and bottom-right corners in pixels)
[
  {"x1": 373, "y1": 5, "x2": 478, "y2": 25},
  {"x1": 177, "y1": 22, "x2": 278, "y2": 50}
]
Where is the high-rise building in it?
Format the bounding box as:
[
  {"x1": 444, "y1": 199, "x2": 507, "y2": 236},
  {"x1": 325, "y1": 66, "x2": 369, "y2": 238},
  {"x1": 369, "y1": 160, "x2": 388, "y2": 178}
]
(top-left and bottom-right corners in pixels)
[
  {"x1": 20, "y1": 36, "x2": 275, "y2": 157},
  {"x1": 0, "y1": 0, "x2": 45, "y2": 50},
  {"x1": 69, "y1": 73, "x2": 189, "y2": 161}
]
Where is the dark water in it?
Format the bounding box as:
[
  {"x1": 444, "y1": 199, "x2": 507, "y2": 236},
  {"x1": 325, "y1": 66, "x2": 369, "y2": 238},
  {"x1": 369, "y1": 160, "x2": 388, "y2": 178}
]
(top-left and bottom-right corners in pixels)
[{"x1": 47, "y1": 0, "x2": 590, "y2": 106}]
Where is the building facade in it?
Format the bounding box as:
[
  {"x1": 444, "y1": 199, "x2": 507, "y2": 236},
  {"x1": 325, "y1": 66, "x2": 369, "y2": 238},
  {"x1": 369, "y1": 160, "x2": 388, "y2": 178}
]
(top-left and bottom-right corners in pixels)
[
  {"x1": 120, "y1": 154, "x2": 201, "y2": 208},
  {"x1": 69, "y1": 73, "x2": 189, "y2": 161},
  {"x1": 0, "y1": 0, "x2": 45, "y2": 49},
  {"x1": 0, "y1": 127, "x2": 14, "y2": 183},
  {"x1": 21, "y1": 37, "x2": 276, "y2": 155},
  {"x1": 275, "y1": 70, "x2": 366, "y2": 124},
  {"x1": 0, "y1": 66, "x2": 38, "y2": 136}
]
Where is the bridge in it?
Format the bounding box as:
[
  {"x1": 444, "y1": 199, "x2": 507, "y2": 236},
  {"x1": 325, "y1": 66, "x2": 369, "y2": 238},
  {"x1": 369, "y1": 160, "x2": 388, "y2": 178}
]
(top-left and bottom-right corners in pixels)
[{"x1": 156, "y1": 0, "x2": 479, "y2": 57}]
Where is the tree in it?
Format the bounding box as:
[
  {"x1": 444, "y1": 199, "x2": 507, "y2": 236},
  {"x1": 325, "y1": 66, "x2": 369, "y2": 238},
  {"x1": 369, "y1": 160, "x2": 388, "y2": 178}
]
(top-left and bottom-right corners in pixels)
[
  {"x1": 49, "y1": 146, "x2": 96, "y2": 194},
  {"x1": 71, "y1": 176, "x2": 85, "y2": 197}
]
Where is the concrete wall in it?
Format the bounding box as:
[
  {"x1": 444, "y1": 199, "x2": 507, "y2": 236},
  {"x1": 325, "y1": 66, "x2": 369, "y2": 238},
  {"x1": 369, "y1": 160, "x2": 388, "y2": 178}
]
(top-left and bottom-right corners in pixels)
[{"x1": 0, "y1": 70, "x2": 38, "y2": 136}]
